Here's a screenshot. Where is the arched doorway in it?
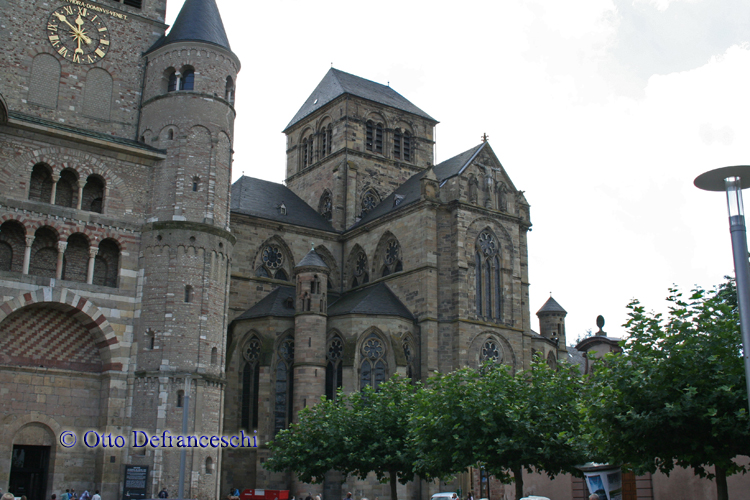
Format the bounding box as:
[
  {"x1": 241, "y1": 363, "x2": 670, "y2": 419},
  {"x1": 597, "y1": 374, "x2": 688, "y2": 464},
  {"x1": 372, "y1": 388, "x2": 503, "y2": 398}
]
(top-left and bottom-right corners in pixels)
[{"x1": 9, "y1": 423, "x2": 56, "y2": 500}]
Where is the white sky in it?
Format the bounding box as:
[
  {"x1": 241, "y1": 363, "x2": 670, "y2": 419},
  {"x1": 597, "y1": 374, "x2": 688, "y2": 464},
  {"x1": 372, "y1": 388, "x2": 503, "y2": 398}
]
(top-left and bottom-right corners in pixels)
[{"x1": 167, "y1": 0, "x2": 750, "y2": 342}]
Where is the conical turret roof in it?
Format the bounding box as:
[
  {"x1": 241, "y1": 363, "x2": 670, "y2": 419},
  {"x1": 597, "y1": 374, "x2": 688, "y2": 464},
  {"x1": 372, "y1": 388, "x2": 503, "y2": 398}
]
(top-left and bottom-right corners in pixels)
[
  {"x1": 295, "y1": 248, "x2": 328, "y2": 269},
  {"x1": 537, "y1": 296, "x2": 567, "y2": 315},
  {"x1": 147, "y1": 0, "x2": 231, "y2": 54}
]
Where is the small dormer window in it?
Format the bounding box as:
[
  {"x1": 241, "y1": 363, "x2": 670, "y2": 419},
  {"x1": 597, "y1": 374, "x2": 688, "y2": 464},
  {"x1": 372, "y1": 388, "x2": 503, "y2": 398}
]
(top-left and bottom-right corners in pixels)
[
  {"x1": 285, "y1": 297, "x2": 294, "y2": 309},
  {"x1": 394, "y1": 195, "x2": 405, "y2": 207},
  {"x1": 279, "y1": 203, "x2": 287, "y2": 215}
]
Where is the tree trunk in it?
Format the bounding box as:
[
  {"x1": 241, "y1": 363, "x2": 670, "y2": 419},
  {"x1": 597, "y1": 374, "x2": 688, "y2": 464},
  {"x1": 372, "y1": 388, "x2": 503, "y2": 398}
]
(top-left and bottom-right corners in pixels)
[
  {"x1": 715, "y1": 464, "x2": 728, "y2": 500},
  {"x1": 512, "y1": 465, "x2": 523, "y2": 500},
  {"x1": 389, "y1": 469, "x2": 399, "y2": 500}
]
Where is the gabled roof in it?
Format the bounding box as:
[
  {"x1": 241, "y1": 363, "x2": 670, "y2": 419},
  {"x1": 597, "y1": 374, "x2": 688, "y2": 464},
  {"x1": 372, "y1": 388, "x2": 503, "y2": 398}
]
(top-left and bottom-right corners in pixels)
[
  {"x1": 537, "y1": 296, "x2": 567, "y2": 315},
  {"x1": 433, "y1": 142, "x2": 486, "y2": 185},
  {"x1": 146, "y1": 0, "x2": 232, "y2": 54},
  {"x1": 296, "y1": 248, "x2": 328, "y2": 269},
  {"x1": 233, "y1": 286, "x2": 296, "y2": 321},
  {"x1": 328, "y1": 282, "x2": 414, "y2": 320},
  {"x1": 231, "y1": 176, "x2": 336, "y2": 233},
  {"x1": 284, "y1": 68, "x2": 436, "y2": 132}
]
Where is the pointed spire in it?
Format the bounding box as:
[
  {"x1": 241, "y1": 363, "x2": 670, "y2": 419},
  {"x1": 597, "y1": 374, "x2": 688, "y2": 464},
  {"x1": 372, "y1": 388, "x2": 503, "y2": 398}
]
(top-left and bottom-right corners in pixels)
[
  {"x1": 147, "y1": 0, "x2": 231, "y2": 53},
  {"x1": 537, "y1": 296, "x2": 567, "y2": 315}
]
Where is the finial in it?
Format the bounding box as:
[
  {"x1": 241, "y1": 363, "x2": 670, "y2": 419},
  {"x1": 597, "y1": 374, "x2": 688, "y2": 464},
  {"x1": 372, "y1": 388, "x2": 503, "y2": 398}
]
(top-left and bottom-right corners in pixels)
[
  {"x1": 387, "y1": 81, "x2": 390, "y2": 87},
  {"x1": 596, "y1": 315, "x2": 606, "y2": 336},
  {"x1": 481, "y1": 133, "x2": 489, "y2": 143},
  {"x1": 311, "y1": 241, "x2": 314, "y2": 250},
  {"x1": 331, "y1": 62, "x2": 333, "y2": 67}
]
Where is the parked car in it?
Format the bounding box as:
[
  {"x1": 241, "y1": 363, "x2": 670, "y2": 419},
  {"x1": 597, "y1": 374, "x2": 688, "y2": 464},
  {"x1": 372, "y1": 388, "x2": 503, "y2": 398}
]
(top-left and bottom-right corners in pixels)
[
  {"x1": 520, "y1": 497, "x2": 551, "y2": 500},
  {"x1": 430, "y1": 492, "x2": 457, "y2": 500}
]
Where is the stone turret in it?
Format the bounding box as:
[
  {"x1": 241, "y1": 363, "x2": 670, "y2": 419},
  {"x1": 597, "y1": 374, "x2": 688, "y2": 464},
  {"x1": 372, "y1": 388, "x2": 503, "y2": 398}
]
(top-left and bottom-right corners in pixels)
[
  {"x1": 131, "y1": 1, "x2": 238, "y2": 498},
  {"x1": 292, "y1": 247, "x2": 329, "y2": 497},
  {"x1": 537, "y1": 296, "x2": 567, "y2": 349}
]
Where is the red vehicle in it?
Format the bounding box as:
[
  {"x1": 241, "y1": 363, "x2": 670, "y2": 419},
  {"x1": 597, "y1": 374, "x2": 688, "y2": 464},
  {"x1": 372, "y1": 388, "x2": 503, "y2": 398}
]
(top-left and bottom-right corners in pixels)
[{"x1": 240, "y1": 490, "x2": 290, "y2": 500}]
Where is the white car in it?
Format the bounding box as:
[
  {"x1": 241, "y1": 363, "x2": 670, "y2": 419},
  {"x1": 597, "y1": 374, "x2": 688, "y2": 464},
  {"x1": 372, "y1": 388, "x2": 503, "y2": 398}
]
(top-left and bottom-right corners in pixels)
[
  {"x1": 520, "y1": 497, "x2": 551, "y2": 500},
  {"x1": 430, "y1": 493, "x2": 457, "y2": 500}
]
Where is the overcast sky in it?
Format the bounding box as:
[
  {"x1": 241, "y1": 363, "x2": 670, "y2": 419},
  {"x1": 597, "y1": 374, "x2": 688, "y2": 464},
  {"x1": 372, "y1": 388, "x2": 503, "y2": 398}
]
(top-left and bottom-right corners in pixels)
[{"x1": 167, "y1": 0, "x2": 750, "y2": 341}]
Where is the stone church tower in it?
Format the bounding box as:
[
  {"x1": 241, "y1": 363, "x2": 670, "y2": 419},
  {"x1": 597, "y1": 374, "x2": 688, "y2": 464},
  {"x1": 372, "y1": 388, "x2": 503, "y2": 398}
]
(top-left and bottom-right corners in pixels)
[{"x1": 0, "y1": 1, "x2": 237, "y2": 499}]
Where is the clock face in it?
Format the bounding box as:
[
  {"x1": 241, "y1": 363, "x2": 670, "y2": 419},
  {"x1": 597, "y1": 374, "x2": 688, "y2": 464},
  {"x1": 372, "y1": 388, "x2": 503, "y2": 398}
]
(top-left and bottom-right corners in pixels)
[{"x1": 47, "y1": 4, "x2": 111, "y2": 64}]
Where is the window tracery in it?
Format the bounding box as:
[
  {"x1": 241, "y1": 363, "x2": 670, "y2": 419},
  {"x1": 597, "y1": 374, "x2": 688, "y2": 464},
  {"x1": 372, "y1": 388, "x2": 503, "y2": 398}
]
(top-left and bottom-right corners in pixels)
[
  {"x1": 480, "y1": 338, "x2": 502, "y2": 363},
  {"x1": 360, "y1": 333, "x2": 386, "y2": 390},
  {"x1": 319, "y1": 191, "x2": 332, "y2": 222},
  {"x1": 360, "y1": 189, "x2": 379, "y2": 217},
  {"x1": 403, "y1": 338, "x2": 417, "y2": 382},
  {"x1": 382, "y1": 240, "x2": 403, "y2": 276},
  {"x1": 351, "y1": 251, "x2": 369, "y2": 288},
  {"x1": 242, "y1": 337, "x2": 261, "y2": 430},
  {"x1": 326, "y1": 335, "x2": 343, "y2": 400},
  {"x1": 274, "y1": 336, "x2": 294, "y2": 434},
  {"x1": 474, "y1": 230, "x2": 503, "y2": 321}
]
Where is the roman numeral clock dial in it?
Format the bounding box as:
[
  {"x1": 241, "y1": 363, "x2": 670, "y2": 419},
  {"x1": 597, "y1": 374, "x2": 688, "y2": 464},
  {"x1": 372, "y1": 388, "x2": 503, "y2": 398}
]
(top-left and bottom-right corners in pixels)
[{"x1": 47, "y1": 4, "x2": 111, "y2": 64}]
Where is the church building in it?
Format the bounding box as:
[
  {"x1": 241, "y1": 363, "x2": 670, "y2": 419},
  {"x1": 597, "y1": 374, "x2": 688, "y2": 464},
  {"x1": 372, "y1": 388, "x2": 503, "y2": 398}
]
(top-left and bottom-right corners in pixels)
[{"x1": 0, "y1": 1, "x2": 568, "y2": 500}]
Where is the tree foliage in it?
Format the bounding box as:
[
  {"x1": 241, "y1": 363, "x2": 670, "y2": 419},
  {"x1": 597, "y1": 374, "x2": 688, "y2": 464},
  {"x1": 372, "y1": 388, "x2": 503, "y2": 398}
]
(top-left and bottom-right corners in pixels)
[
  {"x1": 582, "y1": 279, "x2": 750, "y2": 500},
  {"x1": 410, "y1": 360, "x2": 586, "y2": 498},
  {"x1": 265, "y1": 376, "x2": 418, "y2": 500}
]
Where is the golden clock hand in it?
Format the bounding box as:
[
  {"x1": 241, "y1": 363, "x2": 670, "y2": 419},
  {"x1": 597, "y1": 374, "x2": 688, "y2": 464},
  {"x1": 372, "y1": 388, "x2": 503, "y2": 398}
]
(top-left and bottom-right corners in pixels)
[
  {"x1": 54, "y1": 12, "x2": 77, "y2": 32},
  {"x1": 74, "y1": 14, "x2": 93, "y2": 45}
]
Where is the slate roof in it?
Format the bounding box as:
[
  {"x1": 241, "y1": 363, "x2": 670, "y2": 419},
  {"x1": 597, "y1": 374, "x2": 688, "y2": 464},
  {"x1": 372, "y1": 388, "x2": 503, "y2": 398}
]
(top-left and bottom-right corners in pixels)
[
  {"x1": 285, "y1": 68, "x2": 436, "y2": 131},
  {"x1": 146, "y1": 0, "x2": 232, "y2": 54},
  {"x1": 296, "y1": 248, "x2": 328, "y2": 269},
  {"x1": 233, "y1": 286, "x2": 296, "y2": 321},
  {"x1": 433, "y1": 142, "x2": 486, "y2": 186},
  {"x1": 231, "y1": 176, "x2": 336, "y2": 232},
  {"x1": 354, "y1": 142, "x2": 487, "y2": 227},
  {"x1": 537, "y1": 296, "x2": 567, "y2": 315},
  {"x1": 328, "y1": 282, "x2": 414, "y2": 320},
  {"x1": 567, "y1": 345, "x2": 586, "y2": 373}
]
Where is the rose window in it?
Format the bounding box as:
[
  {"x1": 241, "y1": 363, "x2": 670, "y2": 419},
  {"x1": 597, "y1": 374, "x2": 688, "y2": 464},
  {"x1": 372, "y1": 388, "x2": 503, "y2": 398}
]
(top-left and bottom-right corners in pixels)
[
  {"x1": 362, "y1": 335, "x2": 384, "y2": 359},
  {"x1": 478, "y1": 231, "x2": 496, "y2": 257},
  {"x1": 243, "y1": 338, "x2": 261, "y2": 362},
  {"x1": 262, "y1": 246, "x2": 283, "y2": 269},
  {"x1": 480, "y1": 339, "x2": 501, "y2": 363},
  {"x1": 361, "y1": 191, "x2": 378, "y2": 215}
]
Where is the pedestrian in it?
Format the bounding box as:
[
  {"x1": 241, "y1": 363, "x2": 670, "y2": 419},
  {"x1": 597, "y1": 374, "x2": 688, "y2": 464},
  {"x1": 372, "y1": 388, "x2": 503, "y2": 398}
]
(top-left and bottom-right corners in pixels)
[
  {"x1": 588, "y1": 494, "x2": 599, "y2": 500},
  {"x1": 158, "y1": 489, "x2": 169, "y2": 499},
  {"x1": 80, "y1": 490, "x2": 90, "y2": 500},
  {"x1": 51, "y1": 495, "x2": 57, "y2": 500},
  {"x1": 71, "y1": 489, "x2": 77, "y2": 500},
  {"x1": 3, "y1": 493, "x2": 15, "y2": 500},
  {"x1": 344, "y1": 493, "x2": 352, "y2": 500},
  {"x1": 62, "y1": 489, "x2": 71, "y2": 500},
  {"x1": 92, "y1": 491, "x2": 101, "y2": 500}
]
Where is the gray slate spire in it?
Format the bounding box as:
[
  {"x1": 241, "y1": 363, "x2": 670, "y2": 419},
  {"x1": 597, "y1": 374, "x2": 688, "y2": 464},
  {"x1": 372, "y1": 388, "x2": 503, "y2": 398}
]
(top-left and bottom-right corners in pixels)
[{"x1": 147, "y1": 0, "x2": 231, "y2": 53}]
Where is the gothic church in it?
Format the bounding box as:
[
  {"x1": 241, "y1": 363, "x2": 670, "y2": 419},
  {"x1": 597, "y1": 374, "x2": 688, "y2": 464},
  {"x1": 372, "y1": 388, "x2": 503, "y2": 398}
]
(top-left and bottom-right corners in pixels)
[{"x1": 0, "y1": 1, "x2": 567, "y2": 500}]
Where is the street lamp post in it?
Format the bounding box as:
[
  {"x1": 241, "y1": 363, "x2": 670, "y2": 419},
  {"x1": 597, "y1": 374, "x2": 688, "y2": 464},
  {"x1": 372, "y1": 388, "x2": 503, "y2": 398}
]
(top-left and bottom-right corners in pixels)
[{"x1": 695, "y1": 166, "x2": 750, "y2": 412}]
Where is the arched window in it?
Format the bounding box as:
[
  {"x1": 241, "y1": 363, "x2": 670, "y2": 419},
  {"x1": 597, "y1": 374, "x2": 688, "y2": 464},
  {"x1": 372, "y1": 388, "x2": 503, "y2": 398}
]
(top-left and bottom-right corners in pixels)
[
  {"x1": 393, "y1": 128, "x2": 412, "y2": 161},
  {"x1": 184, "y1": 285, "x2": 193, "y2": 303},
  {"x1": 81, "y1": 175, "x2": 105, "y2": 213},
  {"x1": 145, "y1": 330, "x2": 156, "y2": 350},
  {"x1": 547, "y1": 351, "x2": 557, "y2": 369},
  {"x1": 205, "y1": 457, "x2": 214, "y2": 474},
  {"x1": 167, "y1": 69, "x2": 177, "y2": 93},
  {"x1": 351, "y1": 251, "x2": 369, "y2": 288},
  {"x1": 474, "y1": 230, "x2": 503, "y2": 321},
  {"x1": 319, "y1": 191, "x2": 332, "y2": 222},
  {"x1": 302, "y1": 133, "x2": 314, "y2": 168},
  {"x1": 326, "y1": 335, "x2": 343, "y2": 401},
  {"x1": 0, "y1": 221, "x2": 26, "y2": 273},
  {"x1": 93, "y1": 238, "x2": 119, "y2": 288},
  {"x1": 274, "y1": 269, "x2": 288, "y2": 281},
  {"x1": 55, "y1": 169, "x2": 78, "y2": 208},
  {"x1": 211, "y1": 347, "x2": 218, "y2": 365},
  {"x1": 192, "y1": 177, "x2": 199, "y2": 192},
  {"x1": 360, "y1": 333, "x2": 387, "y2": 390},
  {"x1": 325, "y1": 124, "x2": 332, "y2": 156},
  {"x1": 241, "y1": 337, "x2": 261, "y2": 431},
  {"x1": 29, "y1": 227, "x2": 58, "y2": 278},
  {"x1": 360, "y1": 189, "x2": 379, "y2": 217},
  {"x1": 381, "y1": 240, "x2": 403, "y2": 276},
  {"x1": 365, "y1": 121, "x2": 384, "y2": 153},
  {"x1": 177, "y1": 390, "x2": 184, "y2": 408},
  {"x1": 274, "y1": 336, "x2": 294, "y2": 434},
  {"x1": 225, "y1": 76, "x2": 235, "y2": 104},
  {"x1": 167, "y1": 129, "x2": 174, "y2": 140},
  {"x1": 62, "y1": 233, "x2": 89, "y2": 283},
  {"x1": 29, "y1": 163, "x2": 54, "y2": 203},
  {"x1": 180, "y1": 69, "x2": 194, "y2": 91}
]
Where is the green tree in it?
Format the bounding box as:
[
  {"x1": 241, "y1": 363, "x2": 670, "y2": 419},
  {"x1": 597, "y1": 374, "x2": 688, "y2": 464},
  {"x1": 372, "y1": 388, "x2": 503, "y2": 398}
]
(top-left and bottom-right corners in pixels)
[
  {"x1": 265, "y1": 376, "x2": 419, "y2": 500},
  {"x1": 583, "y1": 279, "x2": 750, "y2": 500},
  {"x1": 411, "y1": 360, "x2": 586, "y2": 499}
]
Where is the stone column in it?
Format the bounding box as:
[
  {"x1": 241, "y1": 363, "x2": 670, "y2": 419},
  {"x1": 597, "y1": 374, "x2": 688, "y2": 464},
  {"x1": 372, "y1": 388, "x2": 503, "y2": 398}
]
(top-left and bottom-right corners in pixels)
[
  {"x1": 87, "y1": 246, "x2": 98, "y2": 284},
  {"x1": 56, "y1": 241, "x2": 67, "y2": 280},
  {"x1": 50, "y1": 174, "x2": 59, "y2": 204},
  {"x1": 22, "y1": 235, "x2": 34, "y2": 274},
  {"x1": 76, "y1": 181, "x2": 85, "y2": 210}
]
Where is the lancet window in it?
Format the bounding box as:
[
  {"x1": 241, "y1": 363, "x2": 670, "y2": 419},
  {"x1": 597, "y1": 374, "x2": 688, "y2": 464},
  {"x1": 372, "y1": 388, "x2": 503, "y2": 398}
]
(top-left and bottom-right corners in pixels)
[
  {"x1": 474, "y1": 230, "x2": 502, "y2": 321},
  {"x1": 360, "y1": 333, "x2": 387, "y2": 390},
  {"x1": 325, "y1": 335, "x2": 344, "y2": 400}
]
